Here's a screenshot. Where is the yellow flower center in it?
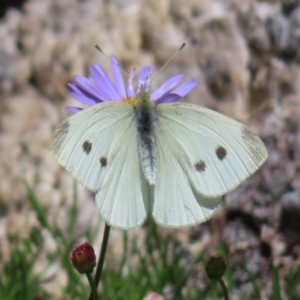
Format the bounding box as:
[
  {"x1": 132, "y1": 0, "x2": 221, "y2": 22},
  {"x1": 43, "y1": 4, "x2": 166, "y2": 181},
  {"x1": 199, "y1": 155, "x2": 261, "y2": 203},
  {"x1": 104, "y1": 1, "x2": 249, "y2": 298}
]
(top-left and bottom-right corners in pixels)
[{"x1": 123, "y1": 97, "x2": 137, "y2": 105}]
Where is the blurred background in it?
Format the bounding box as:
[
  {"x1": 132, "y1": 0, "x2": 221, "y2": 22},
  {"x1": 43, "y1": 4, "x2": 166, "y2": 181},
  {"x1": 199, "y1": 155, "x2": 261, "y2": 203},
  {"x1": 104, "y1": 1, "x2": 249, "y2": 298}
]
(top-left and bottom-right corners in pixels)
[{"x1": 0, "y1": 0, "x2": 300, "y2": 299}]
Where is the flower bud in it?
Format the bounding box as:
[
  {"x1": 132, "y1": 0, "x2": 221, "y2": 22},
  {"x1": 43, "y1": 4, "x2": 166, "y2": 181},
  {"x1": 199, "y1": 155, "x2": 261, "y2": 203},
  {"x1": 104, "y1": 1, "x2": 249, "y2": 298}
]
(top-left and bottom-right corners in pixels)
[
  {"x1": 205, "y1": 256, "x2": 227, "y2": 280},
  {"x1": 70, "y1": 242, "x2": 96, "y2": 274},
  {"x1": 143, "y1": 292, "x2": 165, "y2": 300}
]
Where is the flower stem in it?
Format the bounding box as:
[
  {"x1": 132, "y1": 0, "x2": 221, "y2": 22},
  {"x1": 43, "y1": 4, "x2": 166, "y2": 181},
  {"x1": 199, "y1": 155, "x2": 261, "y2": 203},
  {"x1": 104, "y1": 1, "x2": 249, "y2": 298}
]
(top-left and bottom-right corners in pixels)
[
  {"x1": 86, "y1": 273, "x2": 99, "y2": 300},
  {"x1": 89, "y1": 223, "x2": 111, "y2": 300},
  {"x1": 218, "y1": 278, "x2": 229, "y2": 300}
]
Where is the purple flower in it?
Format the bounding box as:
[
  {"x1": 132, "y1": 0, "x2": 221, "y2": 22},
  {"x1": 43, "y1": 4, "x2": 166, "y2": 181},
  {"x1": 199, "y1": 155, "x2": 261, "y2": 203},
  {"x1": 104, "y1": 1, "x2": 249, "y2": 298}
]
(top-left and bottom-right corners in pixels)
[{"x1": 67, "y1": 55, "x2": 198, "y2": 113}]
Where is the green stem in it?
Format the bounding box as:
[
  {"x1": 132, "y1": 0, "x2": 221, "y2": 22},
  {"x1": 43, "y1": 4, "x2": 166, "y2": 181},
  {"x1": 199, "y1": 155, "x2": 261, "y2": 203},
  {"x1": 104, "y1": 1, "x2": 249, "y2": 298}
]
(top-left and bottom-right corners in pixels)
[
  {"x1": 67, "y1": 180, "x2": 78, "y2": 248},
  {"x1": 218, "y1": 278, "x2": 229, "y2": 300},
  {"x1": 118, "y1": 231, "x2": 128, "y2": 277},
  {"x1": 89, "y1": 223, "x2": 111, "y2": 300},
  {"x1": 86, "y1": 273, "x2": 99, "y2": 300}
]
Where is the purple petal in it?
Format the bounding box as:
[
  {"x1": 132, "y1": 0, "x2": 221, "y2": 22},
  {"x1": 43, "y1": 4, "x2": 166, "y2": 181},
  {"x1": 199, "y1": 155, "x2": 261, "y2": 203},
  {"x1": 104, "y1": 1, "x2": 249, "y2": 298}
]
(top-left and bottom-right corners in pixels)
[
  {"x1": 137, "y1": 67, "x2": 155, "y2": 91},
  {"x1": 127, "y1": 68, "x2": 136, "y2": 98},
  {"x1": 89, "y1": 64, "x2": 120, "y2": 100},
  {"x1": 155, "y1": 93, "x2": 181, "y2": 104},
  {"x1": 150, "y1": 74, "x2": 184, "y2": 101},
  {"x1": 74, "y1": 75, "x2": 110, "y2": 101},
  {"x1": 66, "y1": 106, "x2": 83, "y2": 113},
  {"x1": 111, "y1": 55, "x2": 126, "y2": 98},
  {"x1": 69, "y1": 83, "x2": 101, "y2": 105},
  {"x1": 170, "y1": 79, "x2": 198, "y2": 97}
]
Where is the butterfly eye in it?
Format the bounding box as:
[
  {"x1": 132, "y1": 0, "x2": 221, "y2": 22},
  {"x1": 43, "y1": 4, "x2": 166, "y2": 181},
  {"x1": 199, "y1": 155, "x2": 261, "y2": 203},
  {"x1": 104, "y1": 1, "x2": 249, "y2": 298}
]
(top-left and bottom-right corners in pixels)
[
  {"x1": 82, "y1": 141, "x2": 92, "y2": 154},
  {"x1": 100, "y1": 157, "x2": 107, "y2": 167},
  {"x1": 194, "y1": 160, "x2": 206, "y2": 172},
  {"x1": 216, "y1": 146, "x2": 227, "y2": 160}
]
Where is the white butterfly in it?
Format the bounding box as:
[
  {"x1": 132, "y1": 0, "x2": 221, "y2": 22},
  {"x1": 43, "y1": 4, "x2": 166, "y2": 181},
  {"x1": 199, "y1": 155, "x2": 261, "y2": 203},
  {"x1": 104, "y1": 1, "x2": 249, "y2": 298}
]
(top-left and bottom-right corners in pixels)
[{"x1": 51, "y1": 56, "x2": 268, "y2": 229}]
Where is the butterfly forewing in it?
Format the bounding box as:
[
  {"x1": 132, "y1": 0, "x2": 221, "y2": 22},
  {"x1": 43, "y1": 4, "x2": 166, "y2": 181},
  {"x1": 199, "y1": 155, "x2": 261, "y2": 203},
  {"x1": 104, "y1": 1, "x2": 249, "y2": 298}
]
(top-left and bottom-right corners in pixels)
[
  {"x1": 156, "y1": 103, "x2": 268, "y2": 198},
  {"x1": 51, "y1": 102, "x2": 134, "y2": 191}
]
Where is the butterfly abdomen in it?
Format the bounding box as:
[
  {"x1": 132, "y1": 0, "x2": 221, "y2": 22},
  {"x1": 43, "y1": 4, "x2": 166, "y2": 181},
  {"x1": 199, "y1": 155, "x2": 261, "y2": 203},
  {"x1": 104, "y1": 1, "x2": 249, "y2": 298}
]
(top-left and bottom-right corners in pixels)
[{"x1": 135, "y1": 91, "x2": 157, "y2": 185}]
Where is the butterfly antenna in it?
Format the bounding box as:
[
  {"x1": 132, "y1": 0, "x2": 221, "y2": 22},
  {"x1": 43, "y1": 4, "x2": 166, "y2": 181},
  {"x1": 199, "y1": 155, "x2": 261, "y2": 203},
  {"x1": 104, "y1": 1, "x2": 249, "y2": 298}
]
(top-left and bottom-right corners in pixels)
[
  {"x1": 151, "y1": 43, "x2": 186, "y2": 83},
  {"x1": 95, "y1": 45, "x2": 129, "y2": 76}
]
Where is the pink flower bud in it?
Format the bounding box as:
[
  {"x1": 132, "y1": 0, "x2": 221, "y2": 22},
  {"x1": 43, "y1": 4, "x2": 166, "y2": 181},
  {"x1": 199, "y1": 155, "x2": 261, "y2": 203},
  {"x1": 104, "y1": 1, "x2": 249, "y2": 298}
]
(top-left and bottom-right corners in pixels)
[
  {"x1": 70, "y1": 242, "x2": 96, "y2": 274},
  {"x1": 143, "y1": 292, "x2": 165, "y2": 300},
  {"x1": 205, "y1": 256, "x2": 228, "y2": 280}
]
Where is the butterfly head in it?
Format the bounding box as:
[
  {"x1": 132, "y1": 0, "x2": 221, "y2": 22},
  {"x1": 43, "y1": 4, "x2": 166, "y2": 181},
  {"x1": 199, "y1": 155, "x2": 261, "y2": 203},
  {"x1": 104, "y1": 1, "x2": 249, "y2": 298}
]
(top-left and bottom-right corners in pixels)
[
  {"x1": 122, "y1": 88, "x2": 153, "y2": 111},
  {"x1": 135, "y1": 90, "x2": 154, "y2": 112}
]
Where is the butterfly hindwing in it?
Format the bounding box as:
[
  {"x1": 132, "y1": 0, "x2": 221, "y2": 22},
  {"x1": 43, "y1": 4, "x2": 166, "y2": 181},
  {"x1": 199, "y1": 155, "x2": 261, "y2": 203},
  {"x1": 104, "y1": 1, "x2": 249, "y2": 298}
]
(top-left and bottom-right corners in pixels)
[
  {"x1": 153, "y1": 124, "x2": 222, "y2": 227},
  {"x1": 51, "y1": 102, "x2": 150, "y2": 229},
  {"x1": 156, "y1": 103, "x2": 268, "y2": 198},
  {"x1": 95, "y1": 122, "x2": 150, "y2": 229}
]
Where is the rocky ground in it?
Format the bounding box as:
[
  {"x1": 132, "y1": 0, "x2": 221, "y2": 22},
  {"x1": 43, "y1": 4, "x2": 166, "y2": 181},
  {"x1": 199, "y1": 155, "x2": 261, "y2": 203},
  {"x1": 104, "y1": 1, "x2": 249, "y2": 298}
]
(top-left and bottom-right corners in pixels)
[{"x1": 0, "y1": 0, "x2": 300, "y2": 299}]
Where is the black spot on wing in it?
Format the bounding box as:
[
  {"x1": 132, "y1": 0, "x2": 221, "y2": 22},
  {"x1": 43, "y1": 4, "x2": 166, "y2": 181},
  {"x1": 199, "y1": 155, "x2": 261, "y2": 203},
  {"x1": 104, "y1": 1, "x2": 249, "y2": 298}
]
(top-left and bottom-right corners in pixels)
[
  {"x1": 216, "y1": 146, "x2": 227, "y2": 160},
  {"x1": 195, "y1": 160, "x2": 206, "y2": 172},
  {"x1": 100, "y1": 156, "x2": 107, "y2": 167},
  {"x1": 82, "y1": 141, "x2": 92, "y2": 154}
]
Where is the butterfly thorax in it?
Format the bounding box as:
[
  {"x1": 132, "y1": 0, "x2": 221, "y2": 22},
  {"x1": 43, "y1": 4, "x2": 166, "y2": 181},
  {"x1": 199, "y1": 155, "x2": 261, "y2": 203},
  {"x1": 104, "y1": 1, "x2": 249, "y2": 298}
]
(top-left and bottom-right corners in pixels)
[{"x1": 134, "y1": 91, "x2": 157, "y2": 185}]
